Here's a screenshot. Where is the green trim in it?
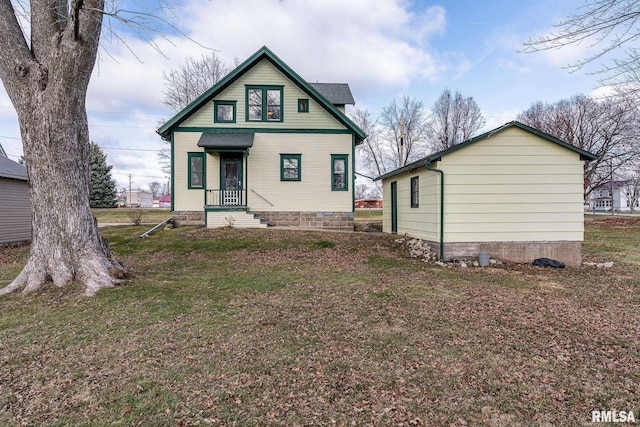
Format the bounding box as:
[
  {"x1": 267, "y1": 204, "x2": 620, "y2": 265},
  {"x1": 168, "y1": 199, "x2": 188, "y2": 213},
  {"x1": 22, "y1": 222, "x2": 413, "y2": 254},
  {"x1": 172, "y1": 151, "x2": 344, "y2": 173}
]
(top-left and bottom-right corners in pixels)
[
  {"x1": 351, "y1": 134, "x2": 355, "y2": 213},
  {"x1": 375, "y1": 120, "x2": 599, "y2": 181},
  {"x1": 214, "y1": 101, "x2": 237, "y2": 123},
  {"x1": 245, "y1": 85, "x2": 284, "y2": 122},
  {"x1": 157, "y1": 46, "x2": 365, "y2": 143},
  {"x1": 171, "y1": 132, "x2": 175, "y2": 212},
  {"x1": 410, "y1": 176, "x2": 419, "y2": 208},
  {"x1": 298, "y1": 98, "x2": 309, "y2": 113},
  {"x1": 175, "y1": 127, "x2": 354, "y2": 135},
  {"x1": 331, "y1": 154, "x2": 349, "y2": 191},
  {"x1": 280, "y1": 154, "x2": 302, "y2": 181},
  {"x1": 203, "y1": 153, "x2": 207, "y2": 206},
  {"x1": 187, "y1": 152, "x2": 205, "y2": 189}
]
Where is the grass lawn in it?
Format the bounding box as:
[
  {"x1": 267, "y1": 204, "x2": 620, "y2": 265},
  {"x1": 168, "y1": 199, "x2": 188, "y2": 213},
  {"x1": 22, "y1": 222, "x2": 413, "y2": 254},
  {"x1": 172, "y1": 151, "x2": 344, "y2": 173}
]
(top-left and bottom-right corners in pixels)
[
  {"x1": 1, "y1": 219, "x2": 639, "y2": 425},
  {"x1": 92, "y1": 208, "x2": 171, "y2": 224},
  {"x1": 354, "y1": 208, "x2": 383, "y2": 222}
]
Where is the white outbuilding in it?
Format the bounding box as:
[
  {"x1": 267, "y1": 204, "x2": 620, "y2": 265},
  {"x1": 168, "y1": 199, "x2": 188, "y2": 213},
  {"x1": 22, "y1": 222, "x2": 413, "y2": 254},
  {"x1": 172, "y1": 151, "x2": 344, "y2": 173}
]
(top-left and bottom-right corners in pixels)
[{"x1": 376, "y1": 121, "x2": 598, "y2": 266}]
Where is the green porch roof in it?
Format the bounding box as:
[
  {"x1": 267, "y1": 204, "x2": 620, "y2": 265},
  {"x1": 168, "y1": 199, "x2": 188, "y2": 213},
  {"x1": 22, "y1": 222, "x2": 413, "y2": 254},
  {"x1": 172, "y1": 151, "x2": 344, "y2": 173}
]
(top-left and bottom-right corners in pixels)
[
  {"x1": 375, "y1": 121, "x2": 599, "y2": 181},
  {"x1": 197, "y1": 132, "x2": 254, "y2": 151}
]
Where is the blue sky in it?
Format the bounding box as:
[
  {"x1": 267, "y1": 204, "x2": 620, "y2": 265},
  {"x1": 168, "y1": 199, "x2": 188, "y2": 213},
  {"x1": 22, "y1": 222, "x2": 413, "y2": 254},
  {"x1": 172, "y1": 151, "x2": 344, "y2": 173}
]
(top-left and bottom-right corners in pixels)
[{"x1": 0, "y1": 0, "x2": 608, "y2": 190}]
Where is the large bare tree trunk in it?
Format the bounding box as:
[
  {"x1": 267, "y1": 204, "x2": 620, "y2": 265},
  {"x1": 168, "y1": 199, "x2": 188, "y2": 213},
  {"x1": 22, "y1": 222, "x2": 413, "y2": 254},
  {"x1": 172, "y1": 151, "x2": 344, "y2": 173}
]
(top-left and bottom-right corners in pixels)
[{"x1": 0, "y1": 0, "x2": 126, "y2": 296}]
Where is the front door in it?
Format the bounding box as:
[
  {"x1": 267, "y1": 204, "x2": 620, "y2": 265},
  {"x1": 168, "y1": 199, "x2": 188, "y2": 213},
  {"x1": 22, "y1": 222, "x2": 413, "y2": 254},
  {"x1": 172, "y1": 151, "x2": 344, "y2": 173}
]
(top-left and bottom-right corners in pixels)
[
  {"x1": 391, "y1": 181, "x2": 398, "y2": 233},
  {"x1": 220, "y1": 154, "x2": 244, "y2": 206}
]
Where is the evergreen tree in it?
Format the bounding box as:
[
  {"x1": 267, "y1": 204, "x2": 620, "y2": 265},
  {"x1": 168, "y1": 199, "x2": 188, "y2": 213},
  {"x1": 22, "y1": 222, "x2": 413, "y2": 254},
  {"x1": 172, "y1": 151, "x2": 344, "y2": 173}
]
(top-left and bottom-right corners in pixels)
[{"x1": 89, "y1": 143, "x2": 118, "y2": 208}]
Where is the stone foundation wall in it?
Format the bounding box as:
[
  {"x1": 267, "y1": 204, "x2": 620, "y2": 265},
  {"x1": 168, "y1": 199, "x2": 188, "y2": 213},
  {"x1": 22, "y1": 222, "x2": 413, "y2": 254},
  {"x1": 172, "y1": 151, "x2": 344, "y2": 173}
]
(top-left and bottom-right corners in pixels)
[
  {"x1": 425, "y1": 240, "x2": 582, "y2": 266},
  {"x1": 253, "y1": 211, "x2": 354, "y2": 230},
  {"x1": 172, "y1": 211, "x2": 205, "y2": 227}
]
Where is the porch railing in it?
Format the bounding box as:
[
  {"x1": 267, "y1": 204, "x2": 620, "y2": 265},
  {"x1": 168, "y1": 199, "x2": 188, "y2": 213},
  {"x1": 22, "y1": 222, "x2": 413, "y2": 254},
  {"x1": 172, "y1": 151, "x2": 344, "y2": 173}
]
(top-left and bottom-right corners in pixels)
[{"x1": 206, "y1": 189, "x2": 246, "y2": 207}]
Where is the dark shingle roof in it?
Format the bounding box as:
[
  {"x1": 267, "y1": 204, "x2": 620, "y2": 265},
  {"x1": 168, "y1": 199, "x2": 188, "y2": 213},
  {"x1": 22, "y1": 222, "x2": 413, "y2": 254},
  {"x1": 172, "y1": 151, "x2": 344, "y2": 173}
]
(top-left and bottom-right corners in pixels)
[
  {"x1": 309, "y1": 83, "x2": 355, "y2": 105},
  {"x1": 0, "y1": 155, "x2": 28, "y2": 181},
  {"x1": 197, "y1": 132, "x2": 255, "y2": 150}
]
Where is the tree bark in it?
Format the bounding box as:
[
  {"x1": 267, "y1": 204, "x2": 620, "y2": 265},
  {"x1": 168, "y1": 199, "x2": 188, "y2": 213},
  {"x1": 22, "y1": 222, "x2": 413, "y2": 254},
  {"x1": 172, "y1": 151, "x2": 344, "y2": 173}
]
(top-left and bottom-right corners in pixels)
[{"x1": 0, "y1": 0, "x2": 127, "y2": 296}]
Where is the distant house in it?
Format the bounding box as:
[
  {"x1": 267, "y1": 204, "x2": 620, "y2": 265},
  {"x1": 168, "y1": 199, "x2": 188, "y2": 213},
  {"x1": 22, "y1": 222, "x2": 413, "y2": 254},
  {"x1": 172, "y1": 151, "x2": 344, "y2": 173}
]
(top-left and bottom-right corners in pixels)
[
  {"x1": 157, "y1": 46, "x2": 365, "y2": 229},
  {"x1": 125, "y1": 190, "x2": 153, "y2": 208},
  {"x1": 376, "y1": 121, "x2": 598, "y2": 266},
  {"x1": 588, "y1": 181, "x2": 639, "y2": 212},
  {"x1": 355, "y1": 199, "x2": 382, "y2": 209},
  {"x1": 0, "y1": 148, "x2": 31, "y2": 245},
  {"x1": 159, "y1": 194, "x2": 171, "y2": 208}
]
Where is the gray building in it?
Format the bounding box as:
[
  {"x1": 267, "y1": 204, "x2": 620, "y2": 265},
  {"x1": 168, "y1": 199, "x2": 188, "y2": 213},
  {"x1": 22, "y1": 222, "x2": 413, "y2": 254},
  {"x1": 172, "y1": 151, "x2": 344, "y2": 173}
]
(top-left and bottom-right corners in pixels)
[{"x1": 0, "y1": 147, "x2": 31, "y2": 245}]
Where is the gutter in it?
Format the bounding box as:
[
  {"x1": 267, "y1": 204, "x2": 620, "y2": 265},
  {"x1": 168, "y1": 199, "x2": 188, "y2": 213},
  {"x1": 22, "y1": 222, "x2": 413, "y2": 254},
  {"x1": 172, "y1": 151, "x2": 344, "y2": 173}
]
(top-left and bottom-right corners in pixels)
[{"x1": 426, "y1": 163, "x2": 444, "y2": 261}]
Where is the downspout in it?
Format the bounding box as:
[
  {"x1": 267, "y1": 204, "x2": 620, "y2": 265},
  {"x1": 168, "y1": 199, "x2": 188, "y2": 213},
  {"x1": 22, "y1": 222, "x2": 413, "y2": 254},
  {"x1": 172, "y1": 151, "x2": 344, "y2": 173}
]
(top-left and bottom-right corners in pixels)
[{"x1": 426, "y1": 163, "x2": 444, "y2": 261}]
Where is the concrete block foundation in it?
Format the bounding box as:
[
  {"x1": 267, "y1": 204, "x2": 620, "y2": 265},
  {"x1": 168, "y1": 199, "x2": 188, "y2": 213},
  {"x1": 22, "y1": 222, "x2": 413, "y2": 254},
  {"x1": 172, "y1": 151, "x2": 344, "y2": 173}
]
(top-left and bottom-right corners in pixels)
[{"x1": 426, "y1": 240, "x2": 582, "y2": 267}]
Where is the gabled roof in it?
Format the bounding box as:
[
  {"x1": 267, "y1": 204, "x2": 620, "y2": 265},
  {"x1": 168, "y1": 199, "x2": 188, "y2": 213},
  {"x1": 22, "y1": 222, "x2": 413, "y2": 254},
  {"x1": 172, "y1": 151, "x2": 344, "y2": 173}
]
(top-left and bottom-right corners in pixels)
[
  {"x1": 0, "y1": 154, "x2": 28, "y2": 181},
  {"x1": 309, "y1": 83, "x2": 355, "y2": 105},
  {"x1": 376, "y1": 121, "x2": 599, "y2": 181},
  {"x1": 157, "y1": 46, "x2": 366, "y2": 143}
]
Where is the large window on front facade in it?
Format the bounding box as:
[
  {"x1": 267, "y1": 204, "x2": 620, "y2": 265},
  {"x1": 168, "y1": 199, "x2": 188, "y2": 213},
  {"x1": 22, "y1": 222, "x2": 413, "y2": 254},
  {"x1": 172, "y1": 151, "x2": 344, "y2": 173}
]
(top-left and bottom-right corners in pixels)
[
  {"x1": 280, "y1": 154, "x2": 301, "y2": 181},
  {"x1": 410, "y1": 176, "x2": 419, "y2": 208},
  {"x1": 188, "y1": 152, "x2": 204, "y2": 189},
  {"x1": 214, "y1": 101, "x2": 236, "y2": 123},
  {"x1": 331, "y1": 154, "x2": 348, "y2": 191},
  {"x1": 246, "y1": 86, "x2": 283, "y2": 122}
]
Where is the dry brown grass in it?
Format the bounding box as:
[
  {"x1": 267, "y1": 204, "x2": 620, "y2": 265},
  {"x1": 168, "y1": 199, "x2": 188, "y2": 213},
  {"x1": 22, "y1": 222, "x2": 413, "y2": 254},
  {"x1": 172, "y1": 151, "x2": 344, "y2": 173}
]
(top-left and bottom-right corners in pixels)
[{"x1": 0, "y1": 220, "x2": 639, "y2": 425}]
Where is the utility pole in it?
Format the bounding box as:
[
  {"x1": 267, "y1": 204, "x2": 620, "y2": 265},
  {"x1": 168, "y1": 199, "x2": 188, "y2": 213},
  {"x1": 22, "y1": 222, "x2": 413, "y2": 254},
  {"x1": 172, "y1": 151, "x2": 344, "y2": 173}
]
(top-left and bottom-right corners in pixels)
[
  {"x1": 128, "y1": 174, "x2": 133, "y2": 208},
  {"x1": 399, "y1": 115, "x2": 405, "y2": 167}
]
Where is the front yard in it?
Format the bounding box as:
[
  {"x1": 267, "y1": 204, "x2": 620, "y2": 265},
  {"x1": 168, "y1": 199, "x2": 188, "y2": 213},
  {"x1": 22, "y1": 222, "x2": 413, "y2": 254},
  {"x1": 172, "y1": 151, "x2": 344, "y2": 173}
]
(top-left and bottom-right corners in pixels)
[{"x1": 0, "y1": 219, "x2": 638, "y2": 425}]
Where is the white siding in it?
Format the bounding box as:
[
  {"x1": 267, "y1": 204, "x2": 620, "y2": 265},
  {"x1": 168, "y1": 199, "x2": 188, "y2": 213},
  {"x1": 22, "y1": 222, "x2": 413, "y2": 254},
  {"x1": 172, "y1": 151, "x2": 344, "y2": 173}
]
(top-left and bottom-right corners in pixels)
[
  {"x1": 382, "y1": 169, "x2": 439, "y2": 241},
  {"x1": 180, "y1": 59, "x2": 347, "y2": 131},
  {"x1": 247, "y1": 133, "x2": 352, "y2": 212},
  {"x1": 173, "y1": 132, "x2": 206, "y2": 211},
  {"x1": 382, "y1": 126, "x2": 586, "y2": 243},
  {"x1": 0, "y1": 177, "x2": 31, "y2": 244},
  {"x1": 173, "y1": 132, "x2": 353, "y2": 213}
]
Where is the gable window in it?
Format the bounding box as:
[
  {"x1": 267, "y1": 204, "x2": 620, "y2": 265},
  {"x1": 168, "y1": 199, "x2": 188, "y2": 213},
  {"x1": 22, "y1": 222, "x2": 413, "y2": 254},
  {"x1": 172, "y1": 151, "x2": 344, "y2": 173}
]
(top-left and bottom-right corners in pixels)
[
  {"x1": 280, "y1": 154, "x2": 301, "y2": 181},
  {"x1": 246, "y1": 86, "x2": 283, "y2": 122},
  {"x1": 214, "y1": 101, "x2": 236, "y2": 123},
  {"x1": 188, "y1": 152, "x2": 205, "y2": 189},
  {"x1": 331, "y1": 154, "x2": 348, "y2": 191},
  {"x1": 298, "y1": 98, "x2": 309, "y2": 113},
  {"x1": 410, "y1": 176, "x2": 419, "y2": 208}
]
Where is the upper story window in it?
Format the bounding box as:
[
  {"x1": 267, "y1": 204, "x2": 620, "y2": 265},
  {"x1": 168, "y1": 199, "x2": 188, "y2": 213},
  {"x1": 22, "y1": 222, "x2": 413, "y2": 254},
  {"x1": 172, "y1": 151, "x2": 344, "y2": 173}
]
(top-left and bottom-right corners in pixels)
[
  {"x1": 246, "y1": 86, "x2": 283, "y2": 122},
  {"x1": 298, "y1": 98, "x2": 309, "y2": 113},
  {"x1": 214, "y1": 101, "x2": 236, "y2": 123}
]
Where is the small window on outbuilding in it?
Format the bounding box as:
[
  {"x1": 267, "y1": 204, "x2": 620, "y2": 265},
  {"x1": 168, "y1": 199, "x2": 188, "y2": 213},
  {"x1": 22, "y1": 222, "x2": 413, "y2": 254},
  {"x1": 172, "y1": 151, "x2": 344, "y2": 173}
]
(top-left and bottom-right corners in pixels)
[
  {"x1": 188, "y1": 152, "x2": 205, "y2": 189},
  {"x1": 298, "y1": 98, "x2": 309, "y2": 113},
  {"x1": 410, "y1": 176, "x2": 419, "y2": 208},
  {"x1": 281, "y1": 154, "x2": 301, "y2": 181}
]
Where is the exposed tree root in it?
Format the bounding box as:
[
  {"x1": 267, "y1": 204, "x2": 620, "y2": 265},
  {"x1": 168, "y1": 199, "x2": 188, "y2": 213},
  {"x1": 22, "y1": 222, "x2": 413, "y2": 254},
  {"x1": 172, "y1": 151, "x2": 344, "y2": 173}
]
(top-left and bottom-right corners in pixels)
[{"x1": 0, "y1": 252, "x2": 128, "y2": 297}]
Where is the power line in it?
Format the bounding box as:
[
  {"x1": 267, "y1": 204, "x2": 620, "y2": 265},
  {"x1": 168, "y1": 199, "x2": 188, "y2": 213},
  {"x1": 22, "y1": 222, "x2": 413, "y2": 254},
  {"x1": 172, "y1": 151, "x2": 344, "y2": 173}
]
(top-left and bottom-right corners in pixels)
[{"x1": 102, "y1": 146, "x2": 162, "y2": 152}]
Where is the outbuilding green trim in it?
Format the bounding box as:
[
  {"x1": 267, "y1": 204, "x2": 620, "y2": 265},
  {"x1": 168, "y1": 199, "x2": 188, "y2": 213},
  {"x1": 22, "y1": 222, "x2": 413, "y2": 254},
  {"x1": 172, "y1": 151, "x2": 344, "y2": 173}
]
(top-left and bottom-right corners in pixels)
[{"x1": 375, "y1": 121, "x2": 599, "y2": 181}]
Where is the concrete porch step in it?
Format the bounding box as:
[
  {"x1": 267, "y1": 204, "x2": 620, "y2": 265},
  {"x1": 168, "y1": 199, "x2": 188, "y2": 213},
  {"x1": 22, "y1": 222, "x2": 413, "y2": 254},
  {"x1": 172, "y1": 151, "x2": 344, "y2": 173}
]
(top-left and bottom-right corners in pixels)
[{"x1": 206, "y1": 210, "x2": 268, "y2": 229}]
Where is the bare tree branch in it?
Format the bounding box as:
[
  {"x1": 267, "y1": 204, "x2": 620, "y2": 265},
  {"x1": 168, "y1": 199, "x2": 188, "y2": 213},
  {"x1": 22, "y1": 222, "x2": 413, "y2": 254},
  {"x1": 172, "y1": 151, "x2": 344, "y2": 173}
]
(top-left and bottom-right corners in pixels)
[
  {"x1": 517, "y1": 93, "x2": 640, "y2": 198},
  {"x1": 522, "y1": 0, "x2": 640, "y2": 96},
  {"x1": 429, "y1": 88, "x2": 485, "y2": 152}
]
